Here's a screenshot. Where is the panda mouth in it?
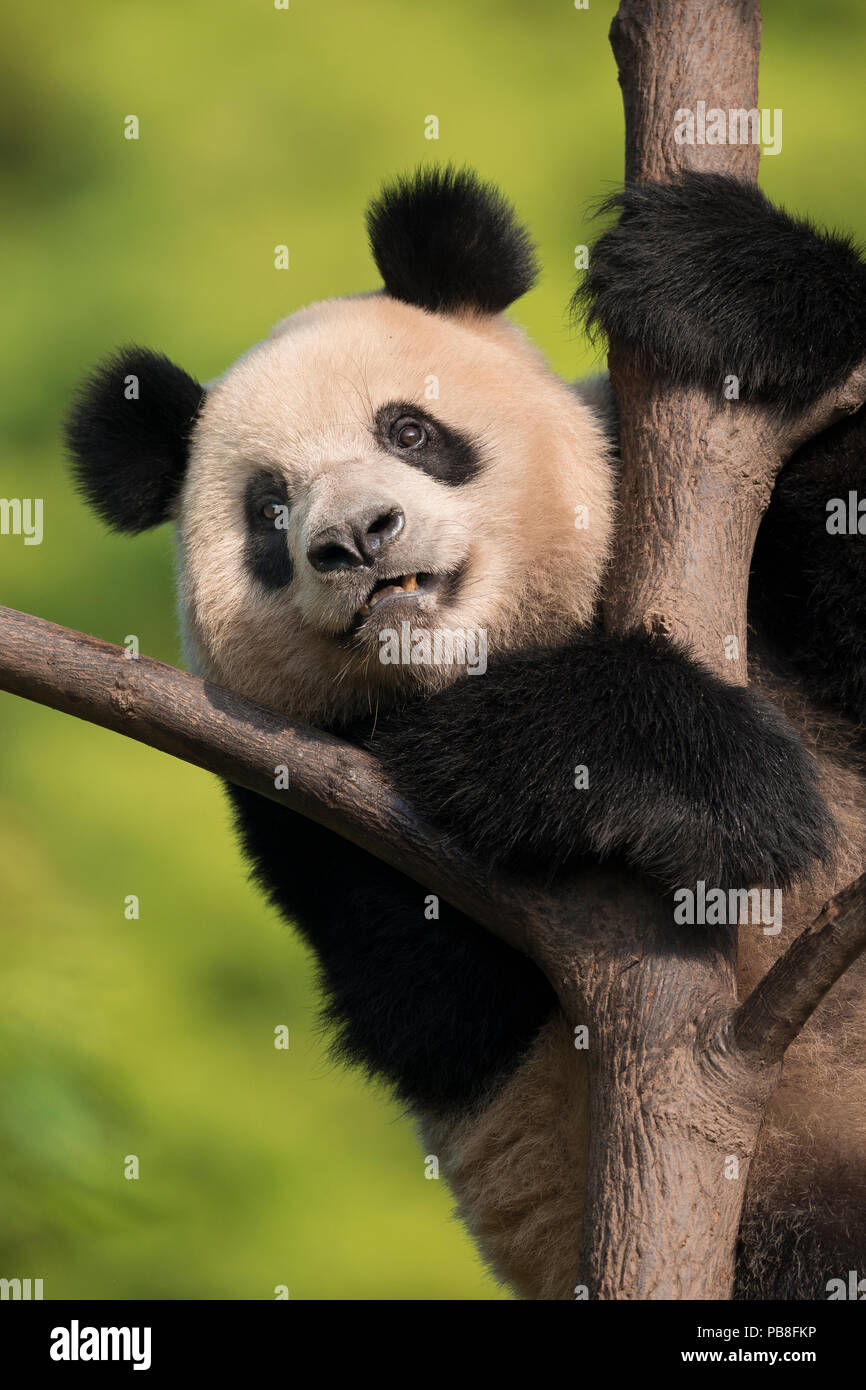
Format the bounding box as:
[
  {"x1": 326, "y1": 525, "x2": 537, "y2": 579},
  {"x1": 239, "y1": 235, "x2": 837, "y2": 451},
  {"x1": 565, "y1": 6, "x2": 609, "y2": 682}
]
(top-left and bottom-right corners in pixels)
[{"x1": 356, "y1": 571, "x2": 443, "y2": 618}]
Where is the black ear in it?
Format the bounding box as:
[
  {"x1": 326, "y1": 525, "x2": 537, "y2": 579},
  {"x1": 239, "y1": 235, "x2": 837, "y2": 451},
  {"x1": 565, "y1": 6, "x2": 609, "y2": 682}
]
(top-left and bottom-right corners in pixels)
[
  {"x1": 366, "y1": 166, "x2": 538, "y2": 315},
  {"x1": 65, "y1": 347, "x2": 205, "y2": 534}
]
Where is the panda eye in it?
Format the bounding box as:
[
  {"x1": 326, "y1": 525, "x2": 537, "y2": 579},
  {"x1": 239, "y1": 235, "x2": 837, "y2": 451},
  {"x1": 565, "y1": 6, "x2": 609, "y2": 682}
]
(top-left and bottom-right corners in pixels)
[
  {"x1": 394, "y1": 419, "x2": 427, "y2": 450},
  {"x1": 260, "y1": 501, "x2": 283, "y2": 523}
]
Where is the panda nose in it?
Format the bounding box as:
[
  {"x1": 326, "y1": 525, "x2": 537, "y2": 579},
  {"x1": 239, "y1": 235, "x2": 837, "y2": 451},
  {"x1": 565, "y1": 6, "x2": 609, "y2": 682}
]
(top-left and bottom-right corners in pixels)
[{"x1": 307, "y1": 506, "x2": 405, "y2": 572}]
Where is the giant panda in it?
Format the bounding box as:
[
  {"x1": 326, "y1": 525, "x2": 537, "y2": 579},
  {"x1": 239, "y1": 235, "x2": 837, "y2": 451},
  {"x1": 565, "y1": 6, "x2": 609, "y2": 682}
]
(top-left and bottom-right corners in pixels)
[{"x1": 65, "y1": 166, "x2": 866, "y2": 1300}]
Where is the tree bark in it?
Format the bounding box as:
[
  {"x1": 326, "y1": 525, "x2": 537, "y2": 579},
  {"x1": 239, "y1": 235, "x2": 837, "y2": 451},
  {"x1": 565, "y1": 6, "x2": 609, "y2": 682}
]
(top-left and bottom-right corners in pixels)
[{"x1": 611, "y1": 0, "x2": 762, "y2": 186}]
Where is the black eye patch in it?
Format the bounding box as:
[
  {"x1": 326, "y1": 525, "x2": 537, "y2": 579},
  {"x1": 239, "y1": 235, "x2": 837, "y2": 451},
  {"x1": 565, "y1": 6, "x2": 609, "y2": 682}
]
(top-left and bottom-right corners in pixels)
[
  {"x1": 243, "y1": 470, "x2": 293, "y2": 590},
  {"x1": 372, "y1": 402, "x2": 483, "y2": 486}
]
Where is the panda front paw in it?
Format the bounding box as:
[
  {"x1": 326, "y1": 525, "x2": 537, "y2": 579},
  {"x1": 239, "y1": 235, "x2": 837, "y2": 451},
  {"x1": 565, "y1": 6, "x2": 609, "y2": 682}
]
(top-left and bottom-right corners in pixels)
[
  {"x1": 581, "y1": 636, "x2": 836, "y2": 891},
  {"x1": 362, "y1": 631, "x2": 836, "y2": 893},
  {"x1": 574, "y1": 171, "x2": 866, "y2": 414},
  {"x1": 589, "y1": 740, "x2": 835, "y2": 892}
]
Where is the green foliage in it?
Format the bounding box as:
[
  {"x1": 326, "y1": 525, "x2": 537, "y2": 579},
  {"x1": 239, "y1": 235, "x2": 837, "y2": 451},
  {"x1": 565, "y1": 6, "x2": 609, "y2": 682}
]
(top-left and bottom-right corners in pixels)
[{"x1": 1, "y1": 0, "x2": 864, "y2": 1299}]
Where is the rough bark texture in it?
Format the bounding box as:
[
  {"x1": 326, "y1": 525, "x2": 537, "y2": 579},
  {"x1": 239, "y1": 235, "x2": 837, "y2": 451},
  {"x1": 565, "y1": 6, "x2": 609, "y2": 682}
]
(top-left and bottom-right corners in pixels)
[
  {"x1": 571, "y1": 900, "x2": 766, "y2": 1300},
  {"x1": 574, "y1": 0, "x2": 767, "y2": 1297},
  {"x1": 3, "y1": 0, "x2": 866, "y2": 1301},
  {"x1": 611, "y1": 0, "x2": 762, "y2": 185},
  {"x1": 604, "y1": 361, "x2": 866, "y2": 679}
]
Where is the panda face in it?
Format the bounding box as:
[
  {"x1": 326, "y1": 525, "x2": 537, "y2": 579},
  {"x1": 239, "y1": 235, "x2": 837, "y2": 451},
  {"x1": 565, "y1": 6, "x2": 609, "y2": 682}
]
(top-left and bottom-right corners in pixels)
[
  {"x1": 176, "y1": 293, "x2": 615, "y2": 724},
  {"x1": 65, "y1": 168, "x2": 617, "y2": 725}
]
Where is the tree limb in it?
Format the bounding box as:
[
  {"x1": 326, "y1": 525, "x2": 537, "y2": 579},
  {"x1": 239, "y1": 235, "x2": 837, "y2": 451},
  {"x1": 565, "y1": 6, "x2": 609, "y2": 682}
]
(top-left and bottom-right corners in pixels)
[
  {"x1": 733, "y1": 870, "x2": 866, "y2": 1068},
  {"x1": 0, "y1": 603, "x2": 533, "y2": 957}
]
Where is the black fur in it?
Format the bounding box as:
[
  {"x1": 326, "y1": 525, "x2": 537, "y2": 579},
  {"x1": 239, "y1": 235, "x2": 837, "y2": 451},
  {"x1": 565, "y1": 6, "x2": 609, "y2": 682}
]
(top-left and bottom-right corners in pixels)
[
  {"x1": 736, "y1": 1192, "x2": 866, "y2": 1300},
  {"x1": 226, "y1": 785, "x2": 555, "y2": 1111},
  {"x1": 573, "y1": 172, "x2": 866, "y2": 414},
  {"x1": 65, "y1": 347, "x2": 204, "y2": 533},
  {"x1": 367, "y1": 166, "x2": 538, "y2": 315},
  {"x1": 373, "y1": 401, "x2": 483, "y2": 486},
  {"x1": 751, "y1": 406, "x2": 866, "y2": 725},
  {"x1": 243, "y1": 470, "x2": 294, "y2": 590},
  {"x1": 360, "y1": 630, "x2": 834, "y2": 891}
]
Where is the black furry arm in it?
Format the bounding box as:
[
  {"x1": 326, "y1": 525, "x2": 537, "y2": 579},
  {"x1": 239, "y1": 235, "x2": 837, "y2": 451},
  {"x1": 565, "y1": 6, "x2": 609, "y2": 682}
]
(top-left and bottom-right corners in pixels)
[
  {"x1": 361, "y1": 632, "x2": 833, "y2": 890},
  {"x1": 574, "y1": 172, "x2": 866, "y2": 414}
]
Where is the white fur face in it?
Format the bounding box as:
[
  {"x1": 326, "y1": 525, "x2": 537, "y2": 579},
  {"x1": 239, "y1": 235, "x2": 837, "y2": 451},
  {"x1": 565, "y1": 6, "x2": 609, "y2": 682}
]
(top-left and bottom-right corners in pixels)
[{"x1": 177, "y1": 293, "x2": 615, "y2": 725}]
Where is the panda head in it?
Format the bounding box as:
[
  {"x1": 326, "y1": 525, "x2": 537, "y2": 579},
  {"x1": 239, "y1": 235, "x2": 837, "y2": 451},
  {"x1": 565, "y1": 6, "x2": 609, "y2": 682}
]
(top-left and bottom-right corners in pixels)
[{"x1": 66, "y1": 168, "x2": 614, "y2": 723}]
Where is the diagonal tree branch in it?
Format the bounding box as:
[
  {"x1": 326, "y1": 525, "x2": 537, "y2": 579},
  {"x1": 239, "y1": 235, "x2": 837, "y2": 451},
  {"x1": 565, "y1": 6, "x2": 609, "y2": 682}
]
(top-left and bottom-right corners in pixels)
[
  {"x1": 733, "y1": 870, "x2": 866, "y2": 1068},
  {"x1": 0, "y1": 604, "x2": 533, "y2": 957}
]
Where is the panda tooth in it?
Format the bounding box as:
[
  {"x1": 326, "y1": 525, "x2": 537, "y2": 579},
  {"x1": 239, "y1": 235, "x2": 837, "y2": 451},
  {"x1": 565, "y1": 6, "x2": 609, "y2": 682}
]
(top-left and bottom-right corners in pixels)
[
  {"x1": 358, "y1": 574, "x2": 422, "y2": 619},
  {"x1": 368, "y1": 585, "x2": 400, "y2": 608}
]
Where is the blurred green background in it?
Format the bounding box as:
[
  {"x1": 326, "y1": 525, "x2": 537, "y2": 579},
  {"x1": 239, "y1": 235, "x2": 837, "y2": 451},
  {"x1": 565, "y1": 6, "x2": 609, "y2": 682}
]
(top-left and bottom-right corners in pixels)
[{"x1": 1, "y1": 0, "x2": 864, "y2": 1300}]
